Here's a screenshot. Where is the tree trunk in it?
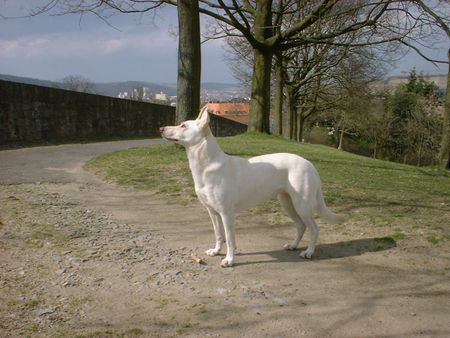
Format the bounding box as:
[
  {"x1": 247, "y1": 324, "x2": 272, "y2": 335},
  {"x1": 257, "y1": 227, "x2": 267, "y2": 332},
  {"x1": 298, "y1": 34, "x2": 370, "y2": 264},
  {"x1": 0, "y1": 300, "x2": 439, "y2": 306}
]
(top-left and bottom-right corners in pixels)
[
  {"x1": 248, "y1": 0, "x2": 273, "y2": 133},
  {"x1": 273, "y1": 52, "x2": 284, "y2": 136},
  {"x1": 291, "y1": 95, "x2": 297, "y2": 141},
  {"x1": 438, "y1": 48, "x2": 450, "y2": 169},
  {"x1": 284, "y1": 85, "x2": 295, "y2": 140},
  {"x1": 338, "y1": 126, "x2": 345, "y2": 150},
  {"x1": 176, "y1": 0, "x2": 201, "y2": 124},
  {"x1": 249, "y1": 48, "x2": 272, "y2": 132},
  {"x1": 298, "y1": 109, "x2": 306, "y2": 143}
]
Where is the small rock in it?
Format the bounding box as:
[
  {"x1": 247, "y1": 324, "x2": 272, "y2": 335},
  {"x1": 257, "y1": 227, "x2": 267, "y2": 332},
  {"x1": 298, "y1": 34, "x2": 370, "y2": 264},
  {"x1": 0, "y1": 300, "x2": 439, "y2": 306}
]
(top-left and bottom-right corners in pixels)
[
  {"x1": 274, "y1": 297, "x2": 287, "y2": 306},
  {"x1": 36, "y1": 308, "x2": 55, "y2": 316},
  {"x1": 217, "y1": 288, "x2": 227, "y2": 295},
  {"x1": 93, "y1": 278, "x2": 104, "y2": 285},
  {"x1": 56, "y1": 268, "x2": 66, "y2": 276},
  {"x1": 68, "y1": 257, "x2": 81, "y2": 266}
]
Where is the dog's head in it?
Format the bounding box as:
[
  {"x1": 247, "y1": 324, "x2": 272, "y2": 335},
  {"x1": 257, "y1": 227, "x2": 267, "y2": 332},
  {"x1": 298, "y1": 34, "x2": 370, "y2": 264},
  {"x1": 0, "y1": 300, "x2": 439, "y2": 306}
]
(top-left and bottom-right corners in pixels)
[{"x1": 159, "y1": 106, "x2": 210, "y2": 147}]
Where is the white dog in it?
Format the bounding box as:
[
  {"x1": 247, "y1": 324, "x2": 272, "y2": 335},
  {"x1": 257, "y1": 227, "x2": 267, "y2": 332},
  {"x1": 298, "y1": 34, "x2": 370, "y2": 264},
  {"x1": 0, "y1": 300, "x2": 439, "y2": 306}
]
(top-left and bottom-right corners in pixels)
[{"x1": 160, "y1": 107, "x2": 344, "y2": 267}]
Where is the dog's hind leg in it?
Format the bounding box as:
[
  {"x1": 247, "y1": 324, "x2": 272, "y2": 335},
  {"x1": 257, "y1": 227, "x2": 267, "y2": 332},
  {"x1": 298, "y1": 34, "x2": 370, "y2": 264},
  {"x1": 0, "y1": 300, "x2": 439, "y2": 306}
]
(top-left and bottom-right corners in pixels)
[
  {"x1": 278, "y1": 193, "x2": 306, "y2": 251},
  {"x1": 205, "y1": 207, "x2": 225, "y2": 257},
  {"x1": 286, "y1": 189, "x2": 320, "y2": 259},
  {"x1": 297, "y1": 213, "x2": 319, "y2": 259}
]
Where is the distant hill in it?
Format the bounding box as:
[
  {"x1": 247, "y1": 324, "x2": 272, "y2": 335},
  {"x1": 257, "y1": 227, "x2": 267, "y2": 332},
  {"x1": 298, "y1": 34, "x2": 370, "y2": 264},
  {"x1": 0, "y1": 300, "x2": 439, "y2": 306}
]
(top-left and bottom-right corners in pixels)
[
  {"x1": 0, "y1": 74, "x2": 59, "y2": 88},
  {"x1": 370, "y1": 74, "x2": 447, "y2": 92},
  {"x1": 0, "y1": 74, "x2": 240, "y2": 98}
]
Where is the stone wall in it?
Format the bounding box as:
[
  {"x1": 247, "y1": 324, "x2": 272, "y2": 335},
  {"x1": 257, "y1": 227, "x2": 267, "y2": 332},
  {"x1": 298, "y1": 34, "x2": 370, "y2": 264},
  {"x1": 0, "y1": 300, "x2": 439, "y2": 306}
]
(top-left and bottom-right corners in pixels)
[
  {"x1": 210, "y1": 113, "x2": 248, "y2": 137},
  {"x1": 0, "y1": 80, "x2": 247, "y2": 147}
]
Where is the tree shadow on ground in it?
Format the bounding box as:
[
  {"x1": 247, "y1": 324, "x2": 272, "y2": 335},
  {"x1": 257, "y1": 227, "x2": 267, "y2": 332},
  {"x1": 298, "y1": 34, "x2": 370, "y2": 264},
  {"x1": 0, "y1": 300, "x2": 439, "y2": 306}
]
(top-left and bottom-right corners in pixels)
[{"x1": 236, "y1": 237, "x2": 397, "y2": 266}]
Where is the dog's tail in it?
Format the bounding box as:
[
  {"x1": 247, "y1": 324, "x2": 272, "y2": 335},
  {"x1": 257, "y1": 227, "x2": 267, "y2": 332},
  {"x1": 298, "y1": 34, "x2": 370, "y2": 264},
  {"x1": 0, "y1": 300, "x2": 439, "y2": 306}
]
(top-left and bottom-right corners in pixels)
[{"x1": 316, "y1": 186, "x2": 345, "y2": 224}]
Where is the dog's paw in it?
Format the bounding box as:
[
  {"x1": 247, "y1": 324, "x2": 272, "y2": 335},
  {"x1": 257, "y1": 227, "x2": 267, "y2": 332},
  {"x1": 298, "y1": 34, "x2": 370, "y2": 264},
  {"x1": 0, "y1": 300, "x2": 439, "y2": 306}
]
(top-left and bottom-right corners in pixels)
[
  {"x1": 205, "y1": 248, "x2": 220, "y2": 256},
  {"x1": 300, "y1": 249, "x2": 314, "y2": 259},
  {"x1": 283, "y1": 243, "x2": 297, "y2": 251},
  {"x1": 220, "y1": 257, "x2": 234, "y2": 268}
]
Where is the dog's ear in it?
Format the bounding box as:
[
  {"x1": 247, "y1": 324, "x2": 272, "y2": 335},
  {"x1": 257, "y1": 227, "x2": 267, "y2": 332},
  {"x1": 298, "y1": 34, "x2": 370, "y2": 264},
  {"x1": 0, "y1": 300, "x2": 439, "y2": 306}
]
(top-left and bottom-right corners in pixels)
[
  {"x1": 197, "y1": 106, "x2": 208, "y2": 121},
  {"x1": 197, "y1": 109, "x2": 210, "y2": 129}
]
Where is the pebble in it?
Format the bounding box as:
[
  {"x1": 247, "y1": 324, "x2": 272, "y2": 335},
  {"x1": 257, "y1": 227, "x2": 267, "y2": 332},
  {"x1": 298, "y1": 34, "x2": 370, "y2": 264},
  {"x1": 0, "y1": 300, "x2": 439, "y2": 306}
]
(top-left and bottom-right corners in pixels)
[
  {"x1": 56, "y1": 268, "x2": 66, "y2": 276},
  {"x1": 217, "y1": 288, "x2": 227, "y2": 295},
  {"x1": 35, "y1": 308, "x2": 55, "y2": 316},
  {"x1": 274, "y1": 297, "x2": 287, "y2": 306},
  {"x1": 93, "y1": 277, "x2": 104, "y2": 285}
]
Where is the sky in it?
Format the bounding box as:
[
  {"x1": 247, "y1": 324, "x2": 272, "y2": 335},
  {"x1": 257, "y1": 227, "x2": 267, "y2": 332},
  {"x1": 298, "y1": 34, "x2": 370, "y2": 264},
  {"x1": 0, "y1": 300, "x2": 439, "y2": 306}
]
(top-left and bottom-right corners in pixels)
[{"x1": 0, "y1": 1, "x2": 448, "y2": 84}]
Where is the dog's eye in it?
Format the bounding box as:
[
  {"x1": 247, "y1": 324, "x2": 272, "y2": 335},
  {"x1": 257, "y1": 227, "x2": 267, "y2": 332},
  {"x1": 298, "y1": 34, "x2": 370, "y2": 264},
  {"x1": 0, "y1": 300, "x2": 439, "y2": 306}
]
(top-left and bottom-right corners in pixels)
[{"x1": 181, "y1": 123, "x2": 187, "y2": 128}]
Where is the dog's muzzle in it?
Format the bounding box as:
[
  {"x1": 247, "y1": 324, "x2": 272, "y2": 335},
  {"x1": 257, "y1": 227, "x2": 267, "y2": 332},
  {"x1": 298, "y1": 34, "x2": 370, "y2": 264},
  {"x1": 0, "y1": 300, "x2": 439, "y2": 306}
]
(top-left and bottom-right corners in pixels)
[{"x1": 160, "y1": 127, "x2": 178, "y2": 142}]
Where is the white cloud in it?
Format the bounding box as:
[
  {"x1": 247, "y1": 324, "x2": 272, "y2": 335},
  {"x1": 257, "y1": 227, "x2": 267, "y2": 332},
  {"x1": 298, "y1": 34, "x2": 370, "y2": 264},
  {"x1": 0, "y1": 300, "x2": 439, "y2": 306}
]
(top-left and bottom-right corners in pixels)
[
  {"x1": 0, "y1": 37, "x2": 50, "y2": 58},
  {"x1": 0, "y1": 16, "x2": 235, "y2": 83},
  {"x1": 0, "y1": 27, "x2": 176, "y2": 60}
]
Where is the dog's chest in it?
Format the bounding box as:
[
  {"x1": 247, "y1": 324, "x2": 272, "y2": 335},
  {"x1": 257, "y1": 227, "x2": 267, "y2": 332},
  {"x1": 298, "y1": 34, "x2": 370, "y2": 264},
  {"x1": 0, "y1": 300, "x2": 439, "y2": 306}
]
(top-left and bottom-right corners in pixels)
[
  {"x1": 195, "y1": 187, "x2": 209, "y2": 205},
  {"x1": 188, "y1": 155, "x2": 229, "y2": 209},
  {"x1": 193, "y1": 175, "x2": 223, "y2": 209}
]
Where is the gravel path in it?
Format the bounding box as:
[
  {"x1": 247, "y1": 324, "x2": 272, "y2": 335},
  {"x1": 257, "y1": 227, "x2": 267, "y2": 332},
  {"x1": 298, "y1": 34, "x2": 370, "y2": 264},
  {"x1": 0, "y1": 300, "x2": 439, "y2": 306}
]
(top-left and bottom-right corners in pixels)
[
  {"x1": 1, "y1": 140, "x2": 449, "y2": 337},
  {"x1": 0, "y1": 139, "x2": 165, "y2": 184}
]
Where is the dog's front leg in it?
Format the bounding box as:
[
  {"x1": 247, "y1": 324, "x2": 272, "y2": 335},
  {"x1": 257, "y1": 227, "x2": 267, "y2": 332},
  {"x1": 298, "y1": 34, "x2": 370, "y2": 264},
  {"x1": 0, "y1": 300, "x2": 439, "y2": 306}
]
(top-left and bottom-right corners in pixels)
[
  {"x1": 219, "y1": 212, "x2": 236, "y2": 267},
  {"x1": 205, "y1": 207, "x2": 224, "y2": 257}
]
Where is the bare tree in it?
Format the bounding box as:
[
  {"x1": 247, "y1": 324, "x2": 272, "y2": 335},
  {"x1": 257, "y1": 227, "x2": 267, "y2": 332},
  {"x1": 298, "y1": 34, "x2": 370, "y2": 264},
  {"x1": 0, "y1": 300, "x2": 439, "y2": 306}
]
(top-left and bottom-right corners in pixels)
[
  {"x1": 223, "y1": 36, "x2": 253, "y2": 92},
  {"x1": 55, "y1": 74, "x2": 97, "y2": 93},
  {"x1": 193, "y1": 1, "x2": 402, "y2": 133}
]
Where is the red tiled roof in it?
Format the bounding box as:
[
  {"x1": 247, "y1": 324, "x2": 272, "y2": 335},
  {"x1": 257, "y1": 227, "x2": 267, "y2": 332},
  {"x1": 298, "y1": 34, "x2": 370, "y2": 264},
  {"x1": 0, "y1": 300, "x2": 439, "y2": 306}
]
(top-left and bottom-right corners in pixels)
[{"x1": 202, "y1": 102, "x2": 250, "y2": 125}]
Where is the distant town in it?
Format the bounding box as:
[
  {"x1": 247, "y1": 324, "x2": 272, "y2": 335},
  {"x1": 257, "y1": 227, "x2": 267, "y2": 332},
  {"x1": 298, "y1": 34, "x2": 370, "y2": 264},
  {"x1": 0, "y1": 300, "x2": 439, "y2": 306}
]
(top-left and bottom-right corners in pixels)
[{"x1": 117, "y1": 86, "x2": 250, "y2": 106}]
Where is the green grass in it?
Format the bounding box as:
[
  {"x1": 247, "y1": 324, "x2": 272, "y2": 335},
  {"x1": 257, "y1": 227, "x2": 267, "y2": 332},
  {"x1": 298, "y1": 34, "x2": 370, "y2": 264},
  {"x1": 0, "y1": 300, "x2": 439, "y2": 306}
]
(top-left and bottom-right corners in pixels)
[
  {"x1": 389, "y1": 229, "x2": 406, "y2": 241},
  {"x1": 85, "y1": 132, "x2": 450, "y2": 241},
  {"x1": 425, "y1": 234, "x2": 440, "y2": 244},
  {"x1": 23, "y1": 298, "x2": 40, "y2": 309}
]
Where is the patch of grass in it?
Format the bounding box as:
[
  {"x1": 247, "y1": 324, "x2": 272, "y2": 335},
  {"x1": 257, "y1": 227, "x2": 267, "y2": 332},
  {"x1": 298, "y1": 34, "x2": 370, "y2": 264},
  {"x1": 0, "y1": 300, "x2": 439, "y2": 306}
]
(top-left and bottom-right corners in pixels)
[
  {"x1": 124, "y1": 328, "x2": 144, "y2": 336},
  {"x1": 85, "y1": 142, "x2": 195, "y2": 205},
  {"x1": 25, "y1": 222, "x2": 69, "y2": 248},
  {"x1": 374, "y1": 237, "x2": 397, "y2": 251},
  {"x1": 85, "y1": 132, "x2": 450, "y2": 241},
  {"x1": 23, "y1": 298, "x2": 40, "y2": 309},
  {"x1": 75, "y1": 329, "x2": 114, "y2": 338},
  {"x1": 389, "y1": 229, "x2": 406, "y2": 240},
  {"x1": 68, "y1": 294, "x2": 94, "y2": 308},
  {"x1": 425, "y1": 234, "x2": 440, "y2": 244},
  {"x1": 24, "y1": 323, "x2": 40, "y2": 333},
  {"x1": 176, "y1": 322, "x2": 193, "y2": 335}
]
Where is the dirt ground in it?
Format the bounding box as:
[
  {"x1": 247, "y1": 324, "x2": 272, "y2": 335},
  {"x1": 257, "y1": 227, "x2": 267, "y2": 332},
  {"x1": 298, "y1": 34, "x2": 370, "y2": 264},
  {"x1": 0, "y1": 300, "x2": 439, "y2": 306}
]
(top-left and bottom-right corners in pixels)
[{"x1": 1, "y1": 141, "x2": 449, "y2": 337}]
